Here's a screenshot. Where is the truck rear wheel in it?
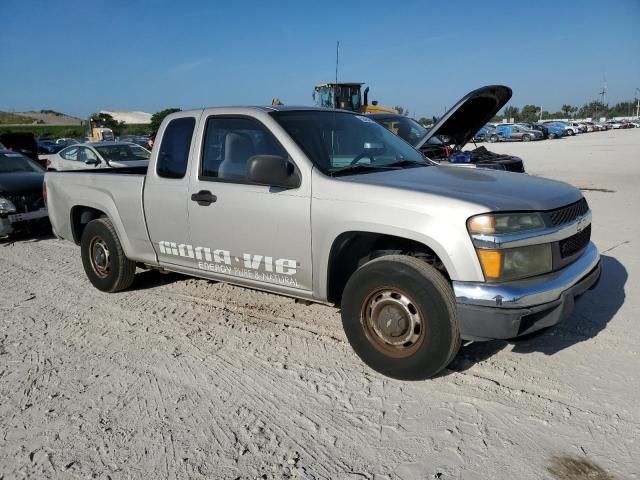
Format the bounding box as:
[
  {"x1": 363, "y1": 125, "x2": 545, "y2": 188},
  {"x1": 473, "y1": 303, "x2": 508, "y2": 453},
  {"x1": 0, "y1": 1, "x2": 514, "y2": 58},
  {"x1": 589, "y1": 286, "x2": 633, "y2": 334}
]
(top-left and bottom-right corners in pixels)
[
  {"x1": 80, "y1": 218, "x2": 136, "y2": 292},
  {"x1": 341, "y1": 255, "x2": 460, "y2": 380}
]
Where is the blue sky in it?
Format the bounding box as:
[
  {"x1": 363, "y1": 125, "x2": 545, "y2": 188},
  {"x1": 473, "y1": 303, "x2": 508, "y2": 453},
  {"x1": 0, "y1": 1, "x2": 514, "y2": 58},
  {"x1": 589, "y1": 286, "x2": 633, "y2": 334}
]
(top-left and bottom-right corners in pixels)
[{"x1": 1, "y1": 0, "x2": 638, "y2": 119}]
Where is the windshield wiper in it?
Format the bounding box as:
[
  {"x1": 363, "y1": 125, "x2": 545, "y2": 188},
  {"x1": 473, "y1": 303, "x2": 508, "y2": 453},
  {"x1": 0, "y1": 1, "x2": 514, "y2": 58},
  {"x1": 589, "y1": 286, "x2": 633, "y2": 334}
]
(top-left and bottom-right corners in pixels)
[
  {"x1": 330, "y1": 164, "x2": 396, "y2": 177},
  {"x1": 384, "y1": 159, "x2": 429, "y2": 168}
]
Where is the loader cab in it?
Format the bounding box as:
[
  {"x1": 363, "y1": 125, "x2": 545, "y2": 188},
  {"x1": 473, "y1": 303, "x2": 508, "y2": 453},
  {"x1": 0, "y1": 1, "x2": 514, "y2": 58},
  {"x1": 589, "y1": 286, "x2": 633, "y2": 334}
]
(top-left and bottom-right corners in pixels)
[{"x1": 313, "y1": 83, "x2": 363, "y2": 111}]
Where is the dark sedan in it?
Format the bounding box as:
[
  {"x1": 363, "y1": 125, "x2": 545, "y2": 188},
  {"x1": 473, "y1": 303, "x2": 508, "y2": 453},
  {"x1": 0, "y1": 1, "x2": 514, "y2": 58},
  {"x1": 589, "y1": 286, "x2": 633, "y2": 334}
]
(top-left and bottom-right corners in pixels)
[
  {"x1": 519, "y1": 122, "x2": 550, "y2": 139},
  {"x1": 0, "y1": 150, "x2": 49, "y2": 237}
]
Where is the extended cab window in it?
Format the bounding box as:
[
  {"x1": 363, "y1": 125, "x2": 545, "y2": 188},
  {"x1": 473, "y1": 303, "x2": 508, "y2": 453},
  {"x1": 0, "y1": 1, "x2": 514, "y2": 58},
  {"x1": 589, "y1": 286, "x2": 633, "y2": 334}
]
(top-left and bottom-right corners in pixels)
[
  {"x1": 200, "y1": 117, "x2": 287, "y2": 182},
  {"x1": 157, "y1": 117, "x2": 195, "y2": 179}
]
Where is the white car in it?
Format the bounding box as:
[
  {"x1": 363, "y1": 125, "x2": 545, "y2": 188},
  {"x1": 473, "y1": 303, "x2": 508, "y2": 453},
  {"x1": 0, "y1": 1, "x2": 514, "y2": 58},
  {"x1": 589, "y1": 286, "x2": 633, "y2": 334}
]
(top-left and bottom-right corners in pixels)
[
  {"x1": 606, "y1": 121, "x2": 624, "y2": 129},
  {"x1": 48, "y1": 142, "x2": 150, "y2": 171},
  {"x1": 568, "y1": 122, "x2": 586, "y2": 134}
]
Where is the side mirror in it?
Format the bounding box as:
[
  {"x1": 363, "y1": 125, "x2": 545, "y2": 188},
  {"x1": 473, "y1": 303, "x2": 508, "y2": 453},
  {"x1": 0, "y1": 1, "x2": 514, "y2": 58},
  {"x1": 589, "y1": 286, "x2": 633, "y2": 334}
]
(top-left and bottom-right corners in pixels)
[{"x1": 247, "y1": 155, "x2": 300, "y2": 189}]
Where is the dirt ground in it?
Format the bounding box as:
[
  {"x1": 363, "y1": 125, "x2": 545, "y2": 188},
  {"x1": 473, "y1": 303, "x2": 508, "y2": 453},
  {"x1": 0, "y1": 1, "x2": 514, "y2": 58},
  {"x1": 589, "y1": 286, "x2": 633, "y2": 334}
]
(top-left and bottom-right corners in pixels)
[{"x1": 1, "y1": 129, "x2": 638, "y2": 479}]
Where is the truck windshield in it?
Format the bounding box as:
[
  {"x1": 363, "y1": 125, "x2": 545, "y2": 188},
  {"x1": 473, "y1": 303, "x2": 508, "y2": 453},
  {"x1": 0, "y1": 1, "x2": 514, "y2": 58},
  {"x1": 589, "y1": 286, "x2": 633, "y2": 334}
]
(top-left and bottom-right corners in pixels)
[
  {"x1": 0, "y1": 153, "x2": 44, "y2": 173},
  {"x1": 95, "y1": 144, "x2": 151, "y2": 163},
  {"x1": 272, "y1": 111, "x2": 428, "y2": 176}
]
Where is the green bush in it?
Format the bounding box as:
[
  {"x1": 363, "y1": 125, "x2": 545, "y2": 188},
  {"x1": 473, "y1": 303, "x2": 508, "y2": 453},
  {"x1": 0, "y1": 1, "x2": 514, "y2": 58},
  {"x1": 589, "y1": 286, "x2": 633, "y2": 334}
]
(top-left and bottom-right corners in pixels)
[{"x1": 0, "y1": 124, "x2": 151, "y2": 139}]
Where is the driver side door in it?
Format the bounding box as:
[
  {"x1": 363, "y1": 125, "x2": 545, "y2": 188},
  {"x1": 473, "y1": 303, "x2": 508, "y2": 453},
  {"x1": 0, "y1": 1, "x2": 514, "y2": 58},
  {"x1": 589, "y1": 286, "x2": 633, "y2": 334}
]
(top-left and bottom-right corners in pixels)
[{"x1": 186, "y1": 114, "x2": 313, "y2": 293}]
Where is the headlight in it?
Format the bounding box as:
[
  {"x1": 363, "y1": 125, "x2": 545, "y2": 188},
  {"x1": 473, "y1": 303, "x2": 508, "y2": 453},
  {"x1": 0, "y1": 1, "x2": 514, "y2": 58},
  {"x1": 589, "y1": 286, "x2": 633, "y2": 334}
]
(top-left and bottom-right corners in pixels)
[
  {"x1": 468, "y1": 212, "x2": 552, "y2": 281},
  {"x1": 477, "y1": 244, "x2": 552, "y2": 281},
  {"x1": 0, "y1": 196, "x2": 17, "y2": 216},
  {"x1": 468, "y1": 212, "x2": 545, "y2": 235}
]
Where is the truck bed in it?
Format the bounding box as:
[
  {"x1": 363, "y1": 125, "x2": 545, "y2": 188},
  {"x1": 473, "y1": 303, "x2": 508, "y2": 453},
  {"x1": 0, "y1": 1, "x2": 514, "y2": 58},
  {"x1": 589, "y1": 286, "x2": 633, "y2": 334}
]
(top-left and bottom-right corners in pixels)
[{"x1": 45, "y1": 169, "x2": 156, "y2": 264}]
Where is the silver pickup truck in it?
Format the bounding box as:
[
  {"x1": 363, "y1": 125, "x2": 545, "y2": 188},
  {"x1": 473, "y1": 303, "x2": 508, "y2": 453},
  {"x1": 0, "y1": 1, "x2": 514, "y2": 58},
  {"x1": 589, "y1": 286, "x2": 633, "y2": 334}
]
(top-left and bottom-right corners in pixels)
[{"x1": 45, "y1": 106, "x2": 601, "y2": 379}]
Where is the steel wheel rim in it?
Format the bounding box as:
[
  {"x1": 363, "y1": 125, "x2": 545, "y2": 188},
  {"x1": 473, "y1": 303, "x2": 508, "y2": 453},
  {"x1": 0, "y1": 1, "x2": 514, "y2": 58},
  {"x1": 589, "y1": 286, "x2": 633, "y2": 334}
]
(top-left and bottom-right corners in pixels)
[
  {"x1": 361, "y1": 288, "x2": 426, "y2": 358},
  {"x1": 89, "y1": 236, "x2": 111, "y2": 279}
]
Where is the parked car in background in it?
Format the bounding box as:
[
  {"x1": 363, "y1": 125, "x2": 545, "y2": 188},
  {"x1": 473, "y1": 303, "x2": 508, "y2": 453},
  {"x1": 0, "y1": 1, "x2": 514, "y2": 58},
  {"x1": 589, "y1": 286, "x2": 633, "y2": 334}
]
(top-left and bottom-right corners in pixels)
[
  {"x1": 55, "y1": 138, "x2": 80, "y2": 147},
  {"x1": 0, "y1": 132, "x2": 38, "y2": 160},
  {"x1": 543, "y1": 122, "x2": 568, "y2": 139},
  {"x1": 48, "y1": 142, "x2": 151, "y2": 171},
  {"x1": 119, "y1": 135, "x2": 151, "y2": 148},
  {"x1": 495, "y1": 124, "x2": 544, "y2": 141},
  {"x1": 472, "y1": 125, "x2": 502, "y2": 142},
  {"x1": 37, "y1": 139, "x2": 65, "y2": 154},
  {"x1": 567, "y1": 122, "x2": 586, "y2": 133},
  {"x1": 519, "y1": 122, "x2": 549, "y2": 139},
  {"x1": 370, "y1": 85, "x2": 525, "y2": 172},
  {"x1": 0, "y1": 149, "x2": 49, "y2": 237},
  {"x1": 605, "y1": 121, "x2": 624, "y2": 129},
  {"x1": 581, "y1": 121, "x2": 600, "y2": 132},
  {"x1": 543, "y1": 121, "x2": 576, "y2": 136}
]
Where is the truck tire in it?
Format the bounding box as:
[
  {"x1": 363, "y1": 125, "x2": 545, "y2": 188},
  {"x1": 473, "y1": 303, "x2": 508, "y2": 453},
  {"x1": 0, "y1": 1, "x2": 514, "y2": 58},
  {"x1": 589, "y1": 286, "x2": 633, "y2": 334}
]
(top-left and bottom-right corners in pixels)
[
  {"x1": 340, "y1": 255, "x2": 460, "y2": 380},
  {"x1": 80, "y1": 218, "x2": 136, "y2": 293}
]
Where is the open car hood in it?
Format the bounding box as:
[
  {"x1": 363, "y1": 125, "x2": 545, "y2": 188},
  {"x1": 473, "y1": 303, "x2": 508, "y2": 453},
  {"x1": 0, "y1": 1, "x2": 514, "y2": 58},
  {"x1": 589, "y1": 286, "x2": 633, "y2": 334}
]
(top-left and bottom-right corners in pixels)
[{"x1": 416, "y1": 85, "x2": 512, "y2": 149}]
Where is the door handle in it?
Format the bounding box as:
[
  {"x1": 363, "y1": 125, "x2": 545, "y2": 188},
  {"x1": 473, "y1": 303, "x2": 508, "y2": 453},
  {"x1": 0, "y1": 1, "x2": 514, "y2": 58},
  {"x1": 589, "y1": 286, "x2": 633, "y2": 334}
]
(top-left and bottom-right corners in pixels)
[{"x1": 191, "y1": 190, "x2": 217, "y2": 206}]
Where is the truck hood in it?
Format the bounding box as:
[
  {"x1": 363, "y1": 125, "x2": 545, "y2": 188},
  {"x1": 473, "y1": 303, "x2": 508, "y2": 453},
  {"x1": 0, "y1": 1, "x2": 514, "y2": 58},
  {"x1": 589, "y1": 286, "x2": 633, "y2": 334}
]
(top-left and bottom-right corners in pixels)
[
  {"x1": 0, "y1": 172, "x2": 44, "y2": 195},
  {"x1": 416, "y1": 85, "x2": 512, "y2": 149},
  {"x1": 344, "y1": 165, "x2": 582, "y2": 212}
]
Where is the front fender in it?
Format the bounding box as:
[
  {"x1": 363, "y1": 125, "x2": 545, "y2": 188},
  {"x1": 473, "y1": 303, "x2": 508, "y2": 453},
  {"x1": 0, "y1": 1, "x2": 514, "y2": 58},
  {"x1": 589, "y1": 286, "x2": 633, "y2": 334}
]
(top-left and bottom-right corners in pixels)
[{"x1": 311, "y1": 203, "x2": 485, "y2": 301}]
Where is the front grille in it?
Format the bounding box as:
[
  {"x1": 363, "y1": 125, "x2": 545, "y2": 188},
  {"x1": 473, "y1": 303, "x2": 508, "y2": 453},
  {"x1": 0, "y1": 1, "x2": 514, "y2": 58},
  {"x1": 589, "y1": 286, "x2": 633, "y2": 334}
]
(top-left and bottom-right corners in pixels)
[
  {"x1": 5, "y1": 192, "x2": 44, "y2": 213},
  {"x1": 548, "y1": 198, "x2": 589, "y2": 226},
  {"x1": 559, "y1": 224, "x2": 591, "y2": 258}
]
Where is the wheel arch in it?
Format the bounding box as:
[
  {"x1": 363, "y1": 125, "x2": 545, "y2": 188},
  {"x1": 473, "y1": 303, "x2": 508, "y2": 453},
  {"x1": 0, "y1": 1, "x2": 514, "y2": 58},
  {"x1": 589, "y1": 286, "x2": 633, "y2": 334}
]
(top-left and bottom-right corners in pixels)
[
  {"x1": 325, "y1": 230, "x2": 454, "y2": 306},
  {"x1": 70, "y1": 205, "x2": 107, "y2": 244}
]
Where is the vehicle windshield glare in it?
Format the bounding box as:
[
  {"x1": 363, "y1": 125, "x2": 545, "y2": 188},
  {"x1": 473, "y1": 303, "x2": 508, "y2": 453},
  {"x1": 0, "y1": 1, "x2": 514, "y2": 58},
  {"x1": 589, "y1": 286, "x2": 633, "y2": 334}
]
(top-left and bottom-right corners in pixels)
[
  {"x1": 0, "y1": 153, "x2": 44, "y2": 173},
  {"x1": 272, "y1": 111, "x2": 428, "y2": 175},
  {"x1": 94, "y1": 144, "x2": 151, "y2": 163},
  {"x1": 376, "y1": 116, "x2": 429, "y2": 146}
]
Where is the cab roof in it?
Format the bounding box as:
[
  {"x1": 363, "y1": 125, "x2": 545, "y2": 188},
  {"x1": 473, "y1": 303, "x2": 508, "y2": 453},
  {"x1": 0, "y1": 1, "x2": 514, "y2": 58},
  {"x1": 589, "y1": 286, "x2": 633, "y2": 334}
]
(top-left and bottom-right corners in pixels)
[{"x1": 315, "y1": 82, "x2": 364, "y2": 88}]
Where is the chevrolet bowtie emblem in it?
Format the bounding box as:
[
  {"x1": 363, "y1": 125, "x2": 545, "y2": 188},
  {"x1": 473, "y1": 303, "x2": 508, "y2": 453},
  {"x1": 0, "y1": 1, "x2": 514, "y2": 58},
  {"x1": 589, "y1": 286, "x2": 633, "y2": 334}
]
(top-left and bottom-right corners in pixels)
[{"x1": 576, "y1": 216, "x2": 588, "y2": 233}]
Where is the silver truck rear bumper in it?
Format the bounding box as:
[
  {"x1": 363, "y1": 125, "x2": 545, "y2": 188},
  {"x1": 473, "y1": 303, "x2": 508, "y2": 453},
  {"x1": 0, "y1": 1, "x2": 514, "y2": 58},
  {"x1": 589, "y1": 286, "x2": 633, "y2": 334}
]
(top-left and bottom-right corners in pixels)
[{"x1": 453, "y1": 242, "x2": 600, "y2": 340}]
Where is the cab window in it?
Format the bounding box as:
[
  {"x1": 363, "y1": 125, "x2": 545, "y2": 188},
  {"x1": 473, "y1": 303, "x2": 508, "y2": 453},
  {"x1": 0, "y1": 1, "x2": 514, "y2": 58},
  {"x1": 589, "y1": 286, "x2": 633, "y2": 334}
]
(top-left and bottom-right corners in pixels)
[
  {"x1": 156, "y1": 117, "x2": 196, "y2": 179},
  {"x1": 200, "y1": 117, "x2": 288, "y2": 182}
]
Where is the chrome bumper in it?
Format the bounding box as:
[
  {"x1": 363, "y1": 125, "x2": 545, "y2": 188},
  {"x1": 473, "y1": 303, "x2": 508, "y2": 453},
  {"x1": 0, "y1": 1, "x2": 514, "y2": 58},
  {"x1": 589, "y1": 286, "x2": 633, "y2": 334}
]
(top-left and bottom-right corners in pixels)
[{"x1": 453, "y1": 242, "x2": 600, "y2": 308}]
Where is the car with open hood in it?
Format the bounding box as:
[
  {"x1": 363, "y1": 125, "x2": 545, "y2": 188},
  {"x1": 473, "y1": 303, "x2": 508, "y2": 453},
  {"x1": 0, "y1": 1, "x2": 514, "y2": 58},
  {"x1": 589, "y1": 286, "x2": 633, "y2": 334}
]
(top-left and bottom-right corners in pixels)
[
  {"x1": 369, "y1": 85, "x2": 525, "y2": 173},
  {"x1": 0, "y1": 149, "x2": 49, "y2": 237}
]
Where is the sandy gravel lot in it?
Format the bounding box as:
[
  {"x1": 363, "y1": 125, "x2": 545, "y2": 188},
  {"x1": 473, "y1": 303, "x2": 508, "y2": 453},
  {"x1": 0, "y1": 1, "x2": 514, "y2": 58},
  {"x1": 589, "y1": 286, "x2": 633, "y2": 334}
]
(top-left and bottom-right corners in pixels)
[{"x1": 1, "y1": 129, "x2": 639, "y2": 479}]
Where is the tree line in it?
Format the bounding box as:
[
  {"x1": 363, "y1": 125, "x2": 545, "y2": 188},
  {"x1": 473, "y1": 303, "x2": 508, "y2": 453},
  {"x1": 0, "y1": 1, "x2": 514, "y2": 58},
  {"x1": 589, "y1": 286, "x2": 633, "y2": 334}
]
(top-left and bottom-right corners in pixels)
[
  {"x1": 395, "y1": 99, "x2": 638, "y2": 126},
  {"x1": 492, "y1": 100, "x2": 638, "y2": 122}
]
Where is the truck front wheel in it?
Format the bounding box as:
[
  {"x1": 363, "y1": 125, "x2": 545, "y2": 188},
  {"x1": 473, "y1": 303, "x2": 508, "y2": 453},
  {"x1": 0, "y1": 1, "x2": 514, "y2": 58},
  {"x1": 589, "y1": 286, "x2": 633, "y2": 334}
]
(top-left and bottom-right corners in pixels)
[
  {"x1": 80, "y1": 218, "x2": 136, "y2": 292},
  {"x1": 341, "y1": 255, "x2": 460, "y2": 380}
]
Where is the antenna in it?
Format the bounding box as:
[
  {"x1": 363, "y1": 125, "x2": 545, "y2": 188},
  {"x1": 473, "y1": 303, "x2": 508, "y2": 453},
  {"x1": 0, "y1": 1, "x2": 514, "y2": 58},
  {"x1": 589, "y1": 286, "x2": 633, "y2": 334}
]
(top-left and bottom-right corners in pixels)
[
  {"x1": 599, "y1": 76, "x2": 607, "y2": 105},
  {"x1": 335, "y1": 40, "x2": 339, "y2": 84}
]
